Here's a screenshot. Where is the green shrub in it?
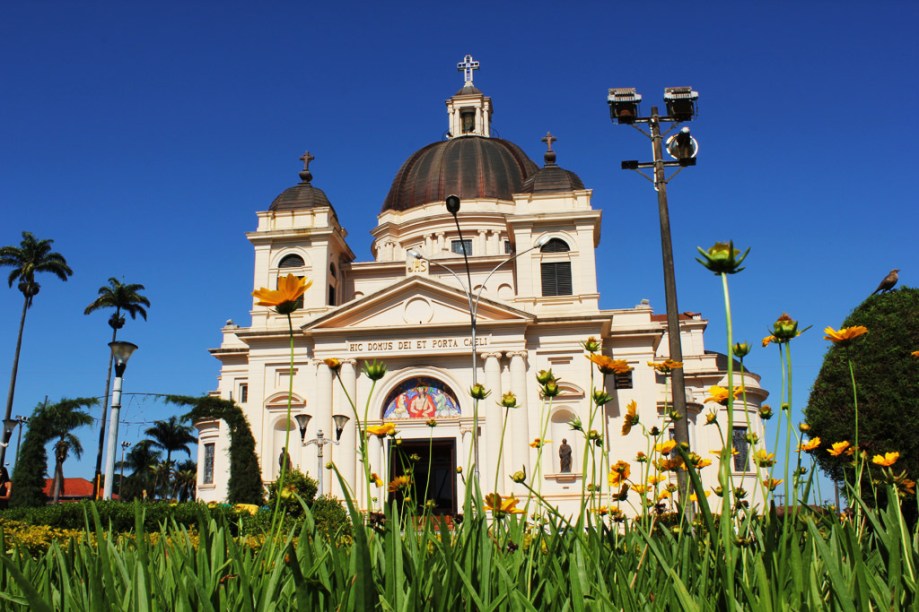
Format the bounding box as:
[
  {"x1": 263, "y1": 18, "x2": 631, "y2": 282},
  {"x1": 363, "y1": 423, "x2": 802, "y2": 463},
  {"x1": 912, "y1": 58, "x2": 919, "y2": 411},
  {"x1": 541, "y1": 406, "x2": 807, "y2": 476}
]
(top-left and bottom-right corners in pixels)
[{"x1": 266, "y1": 469, "x2": 317, "y2": 517}]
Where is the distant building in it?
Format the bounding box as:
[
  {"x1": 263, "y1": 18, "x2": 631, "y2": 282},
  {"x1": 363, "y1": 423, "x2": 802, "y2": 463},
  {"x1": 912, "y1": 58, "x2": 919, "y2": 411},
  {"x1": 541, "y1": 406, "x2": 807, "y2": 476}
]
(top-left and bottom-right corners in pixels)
[
  {"x1": 197, "y1": 57, "x2": 768, "y2": 515},
  {"x1": 42, "y1": 478, "x2": 95, "y2": 502}
]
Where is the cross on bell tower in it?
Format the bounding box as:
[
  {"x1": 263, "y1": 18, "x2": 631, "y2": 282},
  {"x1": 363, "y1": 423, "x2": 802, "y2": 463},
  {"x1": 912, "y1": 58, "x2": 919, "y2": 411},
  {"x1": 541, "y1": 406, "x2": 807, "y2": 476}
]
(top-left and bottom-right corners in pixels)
[
  {"x1": 447, "y1": 55, "x2": 491, "y2": 138},
  {"x1": 457, "y1": 54, "x2": 480, "y2": 86}
]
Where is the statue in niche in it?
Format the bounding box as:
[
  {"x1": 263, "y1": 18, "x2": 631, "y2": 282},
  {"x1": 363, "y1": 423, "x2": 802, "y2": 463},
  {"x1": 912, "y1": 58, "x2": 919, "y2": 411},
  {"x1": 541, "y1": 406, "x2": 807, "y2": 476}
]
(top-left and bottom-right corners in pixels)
[{"x1": 559, "y1": 439, "x2": 573, "y2": 473}]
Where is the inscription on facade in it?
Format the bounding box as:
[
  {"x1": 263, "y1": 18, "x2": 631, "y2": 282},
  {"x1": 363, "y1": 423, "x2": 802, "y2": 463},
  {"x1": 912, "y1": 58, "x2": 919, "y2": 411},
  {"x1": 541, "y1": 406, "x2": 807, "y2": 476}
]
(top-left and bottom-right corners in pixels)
[{"x1": 348, "y1": 336, "x2": 489, "y2": 353}]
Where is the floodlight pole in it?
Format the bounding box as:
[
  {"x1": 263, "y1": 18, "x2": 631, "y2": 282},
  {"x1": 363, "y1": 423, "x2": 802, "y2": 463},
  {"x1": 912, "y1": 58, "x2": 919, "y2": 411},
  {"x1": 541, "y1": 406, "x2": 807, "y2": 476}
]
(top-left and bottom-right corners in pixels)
[{"x1": 614, "y1": 103, "x2": 695, "y2": 515}]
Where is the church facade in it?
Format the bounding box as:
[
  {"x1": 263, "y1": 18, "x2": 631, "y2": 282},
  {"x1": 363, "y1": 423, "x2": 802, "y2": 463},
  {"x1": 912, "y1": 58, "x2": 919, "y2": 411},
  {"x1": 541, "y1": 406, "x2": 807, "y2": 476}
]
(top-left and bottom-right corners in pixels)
[{"x1": 195, "y1": 58, "x2": 768, "y2": 515}]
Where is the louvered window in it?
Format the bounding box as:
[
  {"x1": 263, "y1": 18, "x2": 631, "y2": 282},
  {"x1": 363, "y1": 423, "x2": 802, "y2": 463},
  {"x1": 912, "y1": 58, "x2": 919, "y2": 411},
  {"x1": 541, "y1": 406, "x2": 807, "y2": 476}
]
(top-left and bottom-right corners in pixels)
[
  {"x1": 541, "y1": 262, "x2": 572, "y2": 296},
  {"x1": 279, "y1": 254, "x2": 305, "y2": 268},
  {"x1": 733, "y1": 427, "x2": 750, "y2": 471}
]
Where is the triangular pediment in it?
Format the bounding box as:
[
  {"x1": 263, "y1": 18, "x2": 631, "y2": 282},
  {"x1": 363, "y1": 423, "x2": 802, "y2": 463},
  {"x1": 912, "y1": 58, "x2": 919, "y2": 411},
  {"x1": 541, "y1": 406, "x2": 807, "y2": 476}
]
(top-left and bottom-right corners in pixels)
[{"x1": 304, "y1": 276, "x2": 533, "y2": 331}]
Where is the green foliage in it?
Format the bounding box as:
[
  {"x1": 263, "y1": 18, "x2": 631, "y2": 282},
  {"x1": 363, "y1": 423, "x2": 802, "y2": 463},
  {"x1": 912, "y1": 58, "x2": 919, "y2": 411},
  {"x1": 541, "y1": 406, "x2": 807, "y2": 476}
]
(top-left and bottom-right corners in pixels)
[
  {"x1": 266, "y1": 469, "x2": 317, "y2": 517},
  {"x1": 10, "y1": 397, "x2": 97, "y2": 508},
  {"x1": 806, "y1": 287, "x2": 919, "y2": 487},
  {"x1": 167, "y1": 395, "x2": 264, "y2": 505},
  {"x1": 2, "y1": 488, "x2": 919, "y2": 607}
]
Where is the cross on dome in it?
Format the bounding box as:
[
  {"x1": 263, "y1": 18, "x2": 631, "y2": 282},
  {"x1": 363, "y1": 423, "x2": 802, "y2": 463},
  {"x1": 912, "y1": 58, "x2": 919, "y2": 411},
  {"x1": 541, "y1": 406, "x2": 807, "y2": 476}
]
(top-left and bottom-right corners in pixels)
[
  {"x1": 298, "y1": 150, "x2": 315, "y2": 183},
  {"x1": 541, "y1": 132, "x2": 557, "y2": 152},
  {"x1": 457, "y1": 54, "x2": 480, "y2": 86}
]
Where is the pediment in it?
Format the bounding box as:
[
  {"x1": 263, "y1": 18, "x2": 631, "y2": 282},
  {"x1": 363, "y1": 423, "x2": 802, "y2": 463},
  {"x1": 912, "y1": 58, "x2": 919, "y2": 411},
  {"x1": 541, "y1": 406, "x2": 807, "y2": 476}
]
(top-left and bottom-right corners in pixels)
[{"x1": 304, "y1": 276, "x2": 533, "y2": 331}]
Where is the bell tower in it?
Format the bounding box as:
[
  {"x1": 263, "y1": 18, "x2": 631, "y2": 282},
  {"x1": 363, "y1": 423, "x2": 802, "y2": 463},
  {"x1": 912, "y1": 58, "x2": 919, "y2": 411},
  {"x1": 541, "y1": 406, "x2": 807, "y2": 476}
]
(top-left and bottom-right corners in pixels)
[{"x1": 446, "y1": 54, "x2": 492, "y2": 138}]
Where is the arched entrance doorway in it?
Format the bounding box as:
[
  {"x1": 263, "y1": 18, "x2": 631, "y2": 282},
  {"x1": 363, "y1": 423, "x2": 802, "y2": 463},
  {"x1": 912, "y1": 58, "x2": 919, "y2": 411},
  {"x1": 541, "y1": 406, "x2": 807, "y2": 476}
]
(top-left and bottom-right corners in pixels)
[{"x1": 382, "y1": 377, "x2": 461, "y2": 514}]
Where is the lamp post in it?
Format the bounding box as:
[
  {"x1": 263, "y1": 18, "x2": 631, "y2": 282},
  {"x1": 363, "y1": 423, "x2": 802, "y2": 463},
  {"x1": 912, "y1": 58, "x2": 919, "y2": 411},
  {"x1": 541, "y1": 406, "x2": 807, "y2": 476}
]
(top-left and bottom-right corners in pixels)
[
  {"x1": 408, "y1": 214, "x2": 549, "y2": 484},
  {"x1": 1, "y1": 417, "x2": 17, "y2": 457},
  {"x1": 299, "y1": 413, "x2": 349, "y2": 496},
  {"x1": 609, "y1": 86, "x2": 700, "y2": 511},
  {"x1": 11, "y1": 416, "x2": 27, "y2": 472},
  {"x1": 119, "y1": 441, "x2": 130, "y2": 498},
  {"x1": 102, "y1": 341, "x2": 138, "y2": 500}
]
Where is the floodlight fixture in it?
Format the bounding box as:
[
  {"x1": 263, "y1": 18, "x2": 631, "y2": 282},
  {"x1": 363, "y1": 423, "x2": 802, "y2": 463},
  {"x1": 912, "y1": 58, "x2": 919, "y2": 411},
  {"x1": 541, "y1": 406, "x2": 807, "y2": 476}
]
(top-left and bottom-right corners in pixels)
[
  {"x1": 663, "y1": 86, "x2": 699, "y2": 121},
  {"x1": 607, "y1": 88, "x2": 642, "y2": 124},
  {"x1": 621, "y1": 160, "x2": 640, "y2": 170}
]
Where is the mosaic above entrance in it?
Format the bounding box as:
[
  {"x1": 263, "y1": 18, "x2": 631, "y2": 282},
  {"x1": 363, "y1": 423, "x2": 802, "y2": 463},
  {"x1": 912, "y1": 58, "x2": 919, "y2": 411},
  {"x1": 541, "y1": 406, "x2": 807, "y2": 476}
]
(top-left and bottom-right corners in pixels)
[{"x1": 382, "y1": 377, "x2": 461, "y2": 419}]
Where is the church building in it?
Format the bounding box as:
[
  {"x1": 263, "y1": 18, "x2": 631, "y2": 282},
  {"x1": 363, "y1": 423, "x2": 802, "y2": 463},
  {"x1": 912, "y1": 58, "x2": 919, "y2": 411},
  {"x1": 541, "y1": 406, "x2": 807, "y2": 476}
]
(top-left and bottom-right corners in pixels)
[{"x1": 196, "y1": 57, "x2": 768, "y2": 515}]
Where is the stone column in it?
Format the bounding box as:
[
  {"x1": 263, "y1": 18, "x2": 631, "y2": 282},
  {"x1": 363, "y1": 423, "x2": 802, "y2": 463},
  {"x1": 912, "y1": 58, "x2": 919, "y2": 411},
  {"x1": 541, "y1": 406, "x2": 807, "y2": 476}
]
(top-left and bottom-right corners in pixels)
[
  {"x1": 333, "y1": 359, "x2": 358, "y2": 499},
  {"x1": 508, "y1": 351, "x2": 531, "y2": 493},
  {"x1": 436, "y1": 232, "x2": 445, "y2": 253},
  {"x1": 482, "y1": 352, "x2": 504, "y2": 492},
  {"x1": 315, "y1": 360, "x2": 333, "y2": 495}
]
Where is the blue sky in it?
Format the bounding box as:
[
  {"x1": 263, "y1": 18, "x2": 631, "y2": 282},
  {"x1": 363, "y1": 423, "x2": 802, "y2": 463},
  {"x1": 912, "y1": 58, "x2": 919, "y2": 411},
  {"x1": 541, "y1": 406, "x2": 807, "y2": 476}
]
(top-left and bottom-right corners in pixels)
[{"x1": 1, "y1": 2, "x2": 915, "y2": 494}]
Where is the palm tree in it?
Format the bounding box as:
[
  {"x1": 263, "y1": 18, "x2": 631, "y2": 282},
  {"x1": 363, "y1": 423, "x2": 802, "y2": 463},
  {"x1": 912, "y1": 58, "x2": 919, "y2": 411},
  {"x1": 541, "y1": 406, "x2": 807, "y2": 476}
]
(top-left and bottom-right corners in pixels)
[
  {"x1": 116, "y1": 439, "x2": 161, "y2": 500},
  {"x1": 84, "y1": 278, "x2": 150, "y2": 497},
  {"x1": 0, "y1": 232, "x2": 73, "y2": 468},
  {"x1": 173, "y1": 459, "x2": 198, "y2": 502},
  {"x1": 44, "y1": 398, "x2": 93, "y2": 502},
  {"x1": 145, "y1": 416, "x2": 196, "y2": 494}
]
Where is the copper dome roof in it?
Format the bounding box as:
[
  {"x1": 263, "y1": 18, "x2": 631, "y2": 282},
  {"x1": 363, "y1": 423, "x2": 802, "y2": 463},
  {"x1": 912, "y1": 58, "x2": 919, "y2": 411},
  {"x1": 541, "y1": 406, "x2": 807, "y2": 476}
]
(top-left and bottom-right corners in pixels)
[
  {"x1": 381, "y1": 136, "x2": 539, "y2": 212},
  {"x1": 269, "y1": 164, "x2": 334, "y2": 212},
  {"x1": 520, "y1": 147, "x2": 585, "y2": 194}
]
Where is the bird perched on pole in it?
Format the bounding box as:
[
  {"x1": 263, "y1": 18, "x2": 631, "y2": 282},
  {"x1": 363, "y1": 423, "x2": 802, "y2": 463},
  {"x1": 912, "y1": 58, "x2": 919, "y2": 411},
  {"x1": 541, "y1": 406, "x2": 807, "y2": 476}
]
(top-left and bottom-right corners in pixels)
[{"x1": 871, "y1": 269, "x2": 899, "y2": 295}]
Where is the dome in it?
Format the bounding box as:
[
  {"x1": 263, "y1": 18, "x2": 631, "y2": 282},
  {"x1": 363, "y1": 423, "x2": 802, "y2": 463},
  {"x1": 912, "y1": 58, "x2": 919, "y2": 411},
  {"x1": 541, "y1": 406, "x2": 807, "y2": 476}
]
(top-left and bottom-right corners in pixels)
[
  {"x1": 269, "y1": 161, "x2": 334, "y2": 212},
  {"x1": 519, "y1": 147, "x2": 585, "y2": 194},
  {"x1": 381, "y1": 136, "x2": 539, "y2": 213}
]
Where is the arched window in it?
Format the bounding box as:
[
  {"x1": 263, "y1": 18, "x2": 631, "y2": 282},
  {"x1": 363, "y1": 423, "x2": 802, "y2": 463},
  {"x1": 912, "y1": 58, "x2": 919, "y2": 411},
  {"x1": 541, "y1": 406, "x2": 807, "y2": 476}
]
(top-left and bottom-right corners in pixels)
[
  {"x1": 279, "y1": 254, "x2": 305, "y2": 268},
  {"x1": 540, "y1": 238, "x2": 572, "y2": 296},
  {"x1": 382, "y1": 377, "x2": 461, "y2": 420}
]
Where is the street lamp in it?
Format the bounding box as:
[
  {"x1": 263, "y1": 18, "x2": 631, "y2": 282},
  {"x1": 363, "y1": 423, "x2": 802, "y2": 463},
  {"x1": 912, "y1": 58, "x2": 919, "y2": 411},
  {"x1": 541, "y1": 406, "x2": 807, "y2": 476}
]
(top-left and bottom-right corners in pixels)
[
  {"x1": 12, "y1": 416, "x2": 28, "y2": 472},
  {"x1": 299, "y1": 413, "x2": 349, "y2": 496},
  {"x1": 119, "y1": 441, "x2": 130, "y2": 498},
  {"x1": 608, "y1": 86, "x2": 699, "y2": 511},
  {"x1": 1, "y1": 417, "x2": 16, "y2": 450},
  {"x1": 102, "y1": 341, "x2": 137, "y2": 500},
  {"x1": 408, "y1": 219, "x2": 549, "y2": 483}
]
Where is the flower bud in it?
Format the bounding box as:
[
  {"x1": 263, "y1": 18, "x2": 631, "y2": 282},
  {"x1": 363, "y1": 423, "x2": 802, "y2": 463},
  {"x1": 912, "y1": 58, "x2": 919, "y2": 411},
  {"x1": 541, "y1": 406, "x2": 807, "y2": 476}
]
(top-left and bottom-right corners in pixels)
[
  {"x1": 323, "y1": 358, "x2": 342, "y2": 372},
  {"x1": 511, "y1": 466, "x2": 526, "y2": 483},
  {"x1": 469, "y1": 383, "x2": 491, "y2": 400},
  {"x1": 732, "y1": 342, "x2": 751, "y2": 359},
  {"x1": 772, "y1": 313, "x2": 799, "y2": 342},
  {"x1": 758, "y1": 405, "x2": 773, "y2": 420},
  {"x1": 542, "y1": 381, "x2": 560, "y2": 398},
  {"x1": 362, "y1": 359, "x2": 387, "y2": 381},
  {"x1": 536, "y1": 369, "x2": 555, "y2": 385},
  {"x1": 695, "y1": 241, "x2": 750, "y2": 275},
  {"x1": 499, "y1": 391, "x2": 519, "y2": 409},
  {"x1": 592, "y1": 389, "x2": 613, "y2": 406},
  {"x1": 581, "y1": 336, "x2": 601, "y2": 353}
]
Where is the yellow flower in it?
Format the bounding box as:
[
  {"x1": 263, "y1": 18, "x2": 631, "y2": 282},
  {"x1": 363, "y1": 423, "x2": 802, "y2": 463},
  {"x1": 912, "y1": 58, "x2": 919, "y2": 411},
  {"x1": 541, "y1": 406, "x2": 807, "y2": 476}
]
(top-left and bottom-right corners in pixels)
[
  {"x1": 763, "y1": 478, "x2": 783, "y2": 491},
  {"x1": 912, "y1": 350, "x2": 919, "y2": 359},
  {"x1": 587, "y1": 354, "x2": 632, "y2": 375},
  {"x1": 621, "y1": 400, "x2": 639, "y2": 435},
  {"x1": 370, "y1": 473, "x2": 383, "y2": 487},
  {"x1": 872, "y1": 452, "x2": 900, "y2": 467},
  {"x1": 689, "y1": 491, "x2": 711, "y2": 502},
  {"x1": 388, "y1": 475, "x2": 411, "y2": 493},
  {"x1": 323, "y1": 357, "x2": 342, "y2": 372},
  {"x1": 631, "y1": 484, "x2": 650, "y2": 495},
  {"x1": 484, "y1": 493, "x2": 525, "y2": 516},
  {"x1": 655, "y1": 439, "x2": 678, "y2": 455},
  {"x1": 657, "y1": 490, "x2": 671, "y2": 501},
  {"x1": 824, "y1": 325, "x2": 868, "y2": 345},
  {"x1": 828, "y1": 441, "x2": 851, "y2": 457},
  {"x1": 704, "y1": 410, "x2": 718, "y2": 425},
  {"x1": 799, "y1": 422, "x2": 810, "y2": 432},
  {"x1": 252, "y1": 273, "x2": 311, "y2": 315},
  {"x1": 234, "y1": 503, "x2": 259, "y2": 516},
  {"x1": 799, "y1": 437, "x2": 821, "y2": 452},
  {"x1": 608, "y1": 460, "x2": 631, "y2": 485},
  {"x1": 753, "y1": 449, "x2": 776, "y2": 467},
  {"x1": 705, "y1": 385, "x2": 741, "y2": 406},
  {"x1": 366, "y1": 423, "x2": 397, "y2": 438},
  {"x1": 529, "y1": 438, "x2": 551, "y2": 448},
  {"x1": 648, "y1": 359, "x2": 683, "y2": 374},
  {"x1": 695, "y1": 458, "x2": 712, "y2": 469},
  {"x1": 648, "y1": 473, "x2": 667, "y2": 485},
  {"x1": 762, "y1": 335, "x2": 777, "y2": 347}
]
